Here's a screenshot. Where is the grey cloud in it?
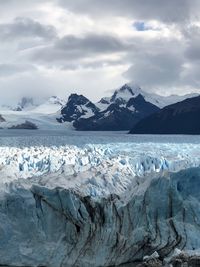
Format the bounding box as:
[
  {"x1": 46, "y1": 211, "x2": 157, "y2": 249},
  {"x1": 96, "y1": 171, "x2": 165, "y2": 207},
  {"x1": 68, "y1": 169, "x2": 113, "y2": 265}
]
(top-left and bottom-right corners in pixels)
[
  {"x1": 123, "y1": 31, "x2": 200, "y2": 94},
  {"x1": 0, "y1": 63, "x2": 36, "y2": 77},
  {"x1": 0, "y1": 17, "x2": 57, "y2": 41},
  {"x1": 183, "y1": 25, "x2": 200, "y2": 61},
  {"x1": 181, "y1": 62, "x2": 200, "y2": 88},
  {"x1": 0, "y1": 0, "x2": 50, "y2": 5},
  {"x1": 185, "y1": 44, "x2": 200, "y2": 61},
  {"x1": 0, "y1": 0, "x2": 54, "y2": 11},
  {"x1": 61, "y1": 59, "x2": 124, "y2": 70},
  {"x1": 0, "y1": 0, "x2": 200, "y2": 99},
  {"x1": 24, "y1": 26, "x2": 200, "y2": 94},
  {"x1": 58, "y1": 0, "x2": 193, "y2": 24},
  {"x1": 56, "y1": 34, "x2": 127, "y2": 53},
  {"x1": 30, "y1": 34, "x2": 128, "y2": 68},
  {"x1": 125, "y1": 51, "x2": 184, "y2": 89}
]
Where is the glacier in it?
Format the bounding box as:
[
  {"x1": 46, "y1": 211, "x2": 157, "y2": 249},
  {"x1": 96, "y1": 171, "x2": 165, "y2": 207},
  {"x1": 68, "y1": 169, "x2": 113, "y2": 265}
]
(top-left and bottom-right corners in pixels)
[{"x1": 0, "y1": 135, "x2": 200, "y2": 266}]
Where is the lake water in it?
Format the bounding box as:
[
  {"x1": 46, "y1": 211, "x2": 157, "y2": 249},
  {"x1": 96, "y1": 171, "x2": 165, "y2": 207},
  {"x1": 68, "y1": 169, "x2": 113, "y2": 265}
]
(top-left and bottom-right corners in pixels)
[{"x1": 0, "y1": 129, "x2": 199, "y2": 147}]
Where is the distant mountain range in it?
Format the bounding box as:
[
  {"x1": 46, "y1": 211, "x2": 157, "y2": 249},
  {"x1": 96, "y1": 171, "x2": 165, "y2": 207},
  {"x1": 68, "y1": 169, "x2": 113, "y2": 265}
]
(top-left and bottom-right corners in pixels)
[
  {"x1": 0, "y1": 83, "x2": 198, "y2": 131},
  {"x1": 98, "y1": 83, "x2": 198, "y2": 109},
  {"x1": 58, "y1": 84, "x2": 198, "y2": 131},
  {"x1": 130, "y1": 95, "x2": 200, "y2": 134},
  {"x1": 68, "y1": 87, "x2": 160, "y2": 131},
  {"x1": 0, "y1": 96, "x2": 67, "y2": 130}
]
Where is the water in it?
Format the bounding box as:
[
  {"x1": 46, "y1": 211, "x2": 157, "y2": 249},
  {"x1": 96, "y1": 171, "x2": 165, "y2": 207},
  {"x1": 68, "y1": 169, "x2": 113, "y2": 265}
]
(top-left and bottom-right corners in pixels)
[{"x1": 0, "y1": 129, "x2": 199, "y2": 147}]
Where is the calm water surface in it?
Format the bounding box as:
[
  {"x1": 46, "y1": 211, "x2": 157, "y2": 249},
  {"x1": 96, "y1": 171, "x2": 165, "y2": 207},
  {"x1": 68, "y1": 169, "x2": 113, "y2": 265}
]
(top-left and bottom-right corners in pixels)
[{"x1": 0, "y1": 129, "x2": 199, "y2": 147}]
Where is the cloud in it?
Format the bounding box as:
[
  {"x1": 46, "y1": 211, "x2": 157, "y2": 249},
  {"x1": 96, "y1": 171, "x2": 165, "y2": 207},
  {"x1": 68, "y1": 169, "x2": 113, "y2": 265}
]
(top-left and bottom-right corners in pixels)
[
  {"x1": 58, "y1": 0, "x2": 193, "y2": 24},
  {"x1": 0, "y1": 17, "x2": 57, "y2": 41},
  {"x1": 0, "y1": 66, "x2": 128, "y2": 105},
  {"x1": 0, "y1": 63, "x2": 36, "y2": 77},
  {"x1": 125, "y1": 50, "x2": 184, "y2": 90},
  {"x1": 183, "y1": 25, "x2": 200, "y2": 61},
  {"x1": 123, "y1": 29, "x2": 200, "y2": 94},
  {"x1": 0, "y1": 0, "x2": 199, "y2": 102},
  {"x1": 56, "y1": 34, "x2": 127, "y2": 53},
  {"x1": 30, "y1": 34, "x2": 129, "y2": 69}
]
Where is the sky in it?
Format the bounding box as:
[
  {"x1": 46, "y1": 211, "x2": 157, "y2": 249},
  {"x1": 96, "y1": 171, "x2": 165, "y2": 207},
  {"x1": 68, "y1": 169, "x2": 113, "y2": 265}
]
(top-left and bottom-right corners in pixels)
[{"x1": 0, "y1": 0, "x2": 200, "y2": 103}]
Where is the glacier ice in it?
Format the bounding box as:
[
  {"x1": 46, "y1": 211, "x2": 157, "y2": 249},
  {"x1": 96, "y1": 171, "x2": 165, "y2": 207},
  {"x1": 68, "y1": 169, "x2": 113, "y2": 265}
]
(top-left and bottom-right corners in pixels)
[
  {"x1": 0, "y1": 141, "x2": 200, "y2": 266},
  {"x1": 1, "y1": 142, "x2": 200, "y2": 192}
]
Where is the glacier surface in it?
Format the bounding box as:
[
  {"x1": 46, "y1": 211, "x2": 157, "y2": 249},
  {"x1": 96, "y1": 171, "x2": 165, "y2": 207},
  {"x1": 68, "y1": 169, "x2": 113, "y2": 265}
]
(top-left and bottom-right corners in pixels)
[
  {"x1": 0, "y1": 142, "x2": 200, "y2": 197},
  {"x1": 0, "y1": 134, "x2": 200, "y2": 266}
]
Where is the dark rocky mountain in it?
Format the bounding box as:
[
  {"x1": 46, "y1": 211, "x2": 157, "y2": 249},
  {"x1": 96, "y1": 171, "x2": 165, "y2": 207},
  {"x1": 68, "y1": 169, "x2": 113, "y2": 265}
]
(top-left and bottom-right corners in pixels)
[
  {"x1": 130, "y1": 95, "x2": 200, "y2": 134},
  {"x1": 74, "y1": 104, "x2": 135, "y2": 131},
  {"x1": 57, "y1": 93, "x2": 99, "y2": 123},
  {"x1": 74, "y1": 94, "x2": 160, "y2": 131},
  {"x1": 57, "y1": 84, "x2": 200, "y2": 131},
  {"x1": 58, "y1": 85, "x2": 160, "y2": 130},
  {"x1": 9, "y1": 120, "x2": 38, "y2": 129},
  {"x1": 0, "y1": 115, "x2": 5, "y2": 122}
]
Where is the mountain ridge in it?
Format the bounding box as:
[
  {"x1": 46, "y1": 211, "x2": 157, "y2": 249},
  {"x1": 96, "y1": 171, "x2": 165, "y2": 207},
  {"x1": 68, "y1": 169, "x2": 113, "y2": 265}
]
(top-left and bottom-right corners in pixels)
[
  {"x1": 59, "y1": 84, "x2": 198, "y2": 131},
  {"x1": 130, "y1": 95, "x2": 200, "y2": 134},
  {"x1": 0, "y1": 83, "x2": 198, "y2": 130}
]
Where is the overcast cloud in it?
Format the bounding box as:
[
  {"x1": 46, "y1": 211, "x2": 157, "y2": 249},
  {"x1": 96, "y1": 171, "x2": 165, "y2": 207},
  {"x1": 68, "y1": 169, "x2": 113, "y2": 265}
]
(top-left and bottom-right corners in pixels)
[{"x1": 0, "y1": 0, "x2": 200, "y2": 103}]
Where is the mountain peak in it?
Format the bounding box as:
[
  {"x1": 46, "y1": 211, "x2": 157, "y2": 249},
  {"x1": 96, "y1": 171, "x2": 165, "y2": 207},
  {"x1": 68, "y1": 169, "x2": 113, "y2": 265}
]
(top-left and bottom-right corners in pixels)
[
  {"x1": 48, "y1": 96, "x2": 65, "y2": 106},
  {"x1": 68, "y1": 93, "x2": 90, "y2": 105},
  {"x1": 13, "y1": 97, "x2": 35, "y2": 111},
  {"x1": 58, "y1": 93, "x2": 99, "y2": 123},
  {"x1": 110, "y1": 83, "x2": 142, "y2": 103},
  {"x1": 119, "y1": 84, "x2": 135, "y2": 95}
]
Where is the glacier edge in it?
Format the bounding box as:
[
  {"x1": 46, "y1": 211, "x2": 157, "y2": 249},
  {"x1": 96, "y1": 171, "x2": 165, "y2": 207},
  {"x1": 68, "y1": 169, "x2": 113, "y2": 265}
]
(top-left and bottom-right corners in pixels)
[{"x1": 0, "y1": 167, "x2": 200, "y2": 266}]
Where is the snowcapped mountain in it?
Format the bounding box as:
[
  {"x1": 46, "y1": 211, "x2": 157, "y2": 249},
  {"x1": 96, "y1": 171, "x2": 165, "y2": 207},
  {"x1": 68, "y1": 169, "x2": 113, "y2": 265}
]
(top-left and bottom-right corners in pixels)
[
  {"x1": 59, "y1": 84, "x2": 160, "y2": 130},
  {"x1": 0, "y1": 96, "x2": 70, "y2": 130},
  {"x1": 58, "y1": 84, "x2": 199, "y2": 131},
  {"x1": 58, "y1": 94, "x2": 99, "y2": 123},
  {"x1": 31, "y1": 96, "x2": 65, "y2": 114},
  {"x1": 97, "y1": 84, "x2": 140, "y2": 111},
  {"x1": 58, "y1": 83, "x2": 199, "y2": 131},
  {"x1": 0, "y1": 83, "x2": 198, "y2": 130},
  {"x1": 14, "y1": 97, "x2": 35, "y2": 111},
  {"x1": 74, "y1": 94, "x2": 160, "y2": 131},
  {"x1": 98, "y1": 83, "x2": 199, "y2": 109},
  {"x1": 142, "y1": 90, "x2": 199, "y2": 109}
]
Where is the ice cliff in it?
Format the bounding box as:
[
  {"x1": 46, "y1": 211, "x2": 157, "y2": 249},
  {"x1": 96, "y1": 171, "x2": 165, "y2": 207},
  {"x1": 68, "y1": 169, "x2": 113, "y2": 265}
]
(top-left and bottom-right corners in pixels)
[{"x1": 0, "y1": 143, "x2": 200, "y2": 266}]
